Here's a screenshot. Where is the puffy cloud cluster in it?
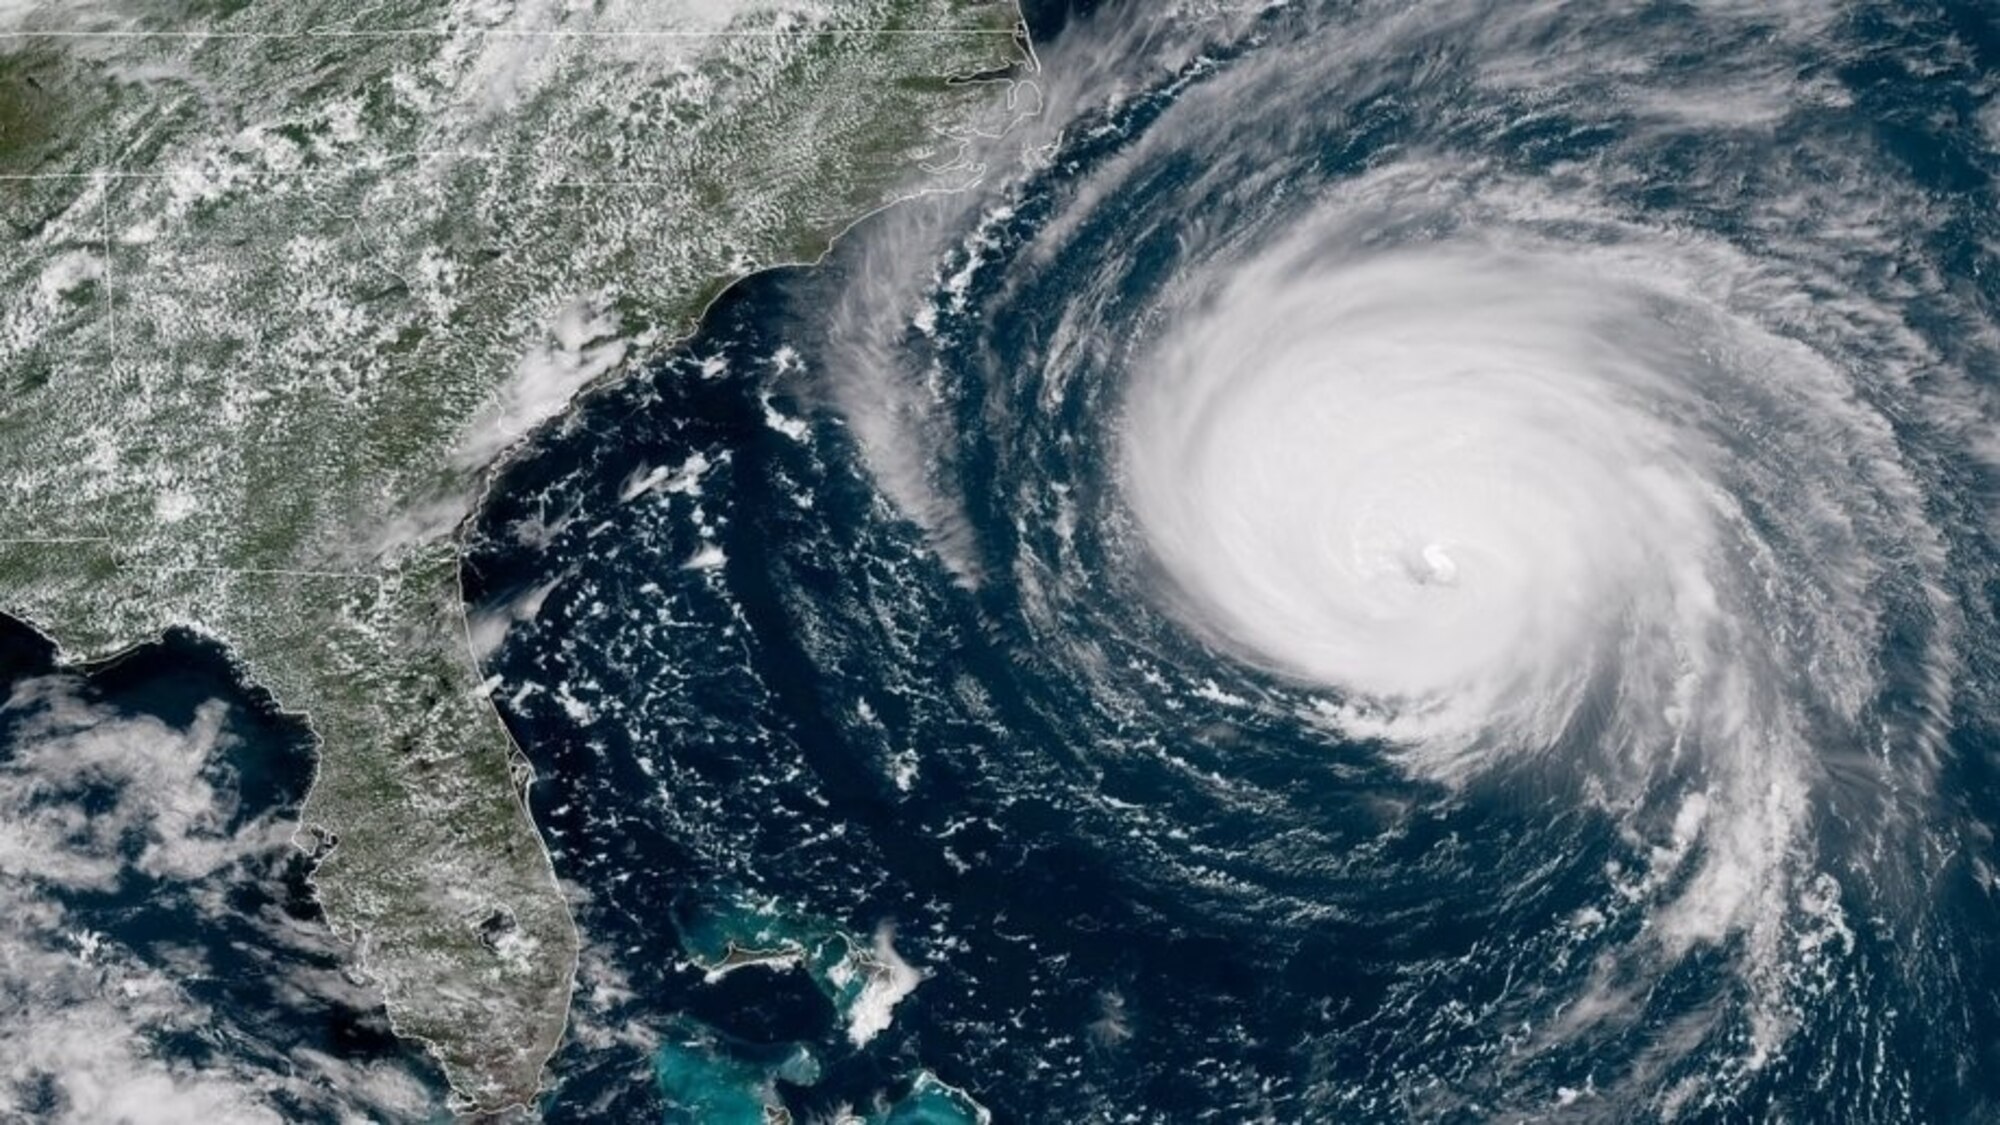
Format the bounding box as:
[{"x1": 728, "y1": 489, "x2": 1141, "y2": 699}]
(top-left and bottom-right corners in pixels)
[{"x1": 0, "y1": 668, "x2": 441, "y2": 1123}]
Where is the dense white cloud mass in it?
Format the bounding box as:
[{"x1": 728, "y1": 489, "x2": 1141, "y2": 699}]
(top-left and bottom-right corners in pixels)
[
  {"x1": 811, "y1": 1, "x2": 1993, "y2": 1106},
  {"x1": 1104, "y1": 173, "x2": 1966, "y2": 1065}
]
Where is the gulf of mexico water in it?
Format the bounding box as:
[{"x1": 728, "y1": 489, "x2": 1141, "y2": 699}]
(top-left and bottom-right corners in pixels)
[{"x1": 468, "y1": 3, "x2": 2000, "y2": 1121}]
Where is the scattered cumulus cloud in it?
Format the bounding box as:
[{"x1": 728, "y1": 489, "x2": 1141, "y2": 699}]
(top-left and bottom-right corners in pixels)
[{"x1": 0, "y1": 672, "x2": 443, "y2": 1123}]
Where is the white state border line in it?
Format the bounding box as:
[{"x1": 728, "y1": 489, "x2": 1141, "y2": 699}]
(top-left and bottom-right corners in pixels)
[
  {"x1": 98, "y1": 175, "x2": 120, "y2": 378},
  {"x1": 2, "y1": 5, "x2": 1039, "y2": 1111},
  {"x1": 0, "y1": 543, "x2": 377, "y2": 582},
  {"x1": 0, "y1": 26, "x2": 1025, "y2": 183},
  {"x1": 2, "y1": 169, "x2": 859, "y2": 182},
  {"x1": 0, "y1": 28, "x2": 1019, "y2": 39},
  {"x1": 2, "y1": 116, "x2": 1020, "y2": 179}
]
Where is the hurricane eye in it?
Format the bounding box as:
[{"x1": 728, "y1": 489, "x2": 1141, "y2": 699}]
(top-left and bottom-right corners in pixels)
[
  {"x1": 440, "y1": 4, "x2": 1985, "y2": 1119},
  {"x1": 1413, "y1": 542, "x2": 1457, "y2": 586}
]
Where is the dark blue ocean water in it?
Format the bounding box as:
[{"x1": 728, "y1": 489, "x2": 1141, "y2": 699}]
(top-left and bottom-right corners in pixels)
[
  {"x1": 0, "y1": 617, "x2": 450, "y2": 1121},
  {"x1": 464, "y1": 2, "x2": 2000, "y2": 1121}
]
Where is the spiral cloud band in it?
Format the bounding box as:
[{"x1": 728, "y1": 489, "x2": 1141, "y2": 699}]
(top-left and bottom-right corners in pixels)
[
  {"x1": 776, "y1": 0, "x2": 1998, "y2": 1096},
  {"x1": 1098, "y1": 178, "x2": 1969, "y2": 1027},
  {"x1": 1125, "y1": 240, "x2": 1721, "y2": 760}
]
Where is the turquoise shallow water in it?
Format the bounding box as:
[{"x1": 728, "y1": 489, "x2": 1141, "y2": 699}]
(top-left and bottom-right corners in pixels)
[{"x1": 10, "y1": 1, "x2": 1998, "y2": 1122}]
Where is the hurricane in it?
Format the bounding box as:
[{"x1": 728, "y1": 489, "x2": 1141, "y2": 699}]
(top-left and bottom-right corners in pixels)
[{"x1": 466, "y1": 1, "x2": 2000, "y2": 1120}]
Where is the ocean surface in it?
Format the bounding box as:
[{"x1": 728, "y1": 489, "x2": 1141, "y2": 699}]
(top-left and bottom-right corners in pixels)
[
  {"x1": 0, "y1": 618, "x2": 450, "y2": 1121},
  {"x1": 465, "y1": 1, "x2": 2000, "y2": 1121},
  {"x1": 6, "y1": 1, "x2": 2000, "y2": 1122}
]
